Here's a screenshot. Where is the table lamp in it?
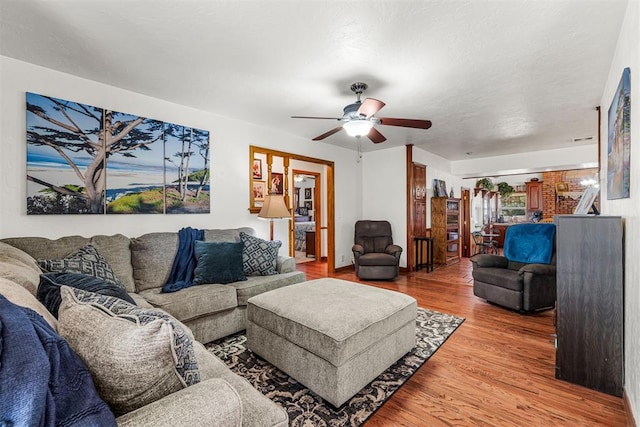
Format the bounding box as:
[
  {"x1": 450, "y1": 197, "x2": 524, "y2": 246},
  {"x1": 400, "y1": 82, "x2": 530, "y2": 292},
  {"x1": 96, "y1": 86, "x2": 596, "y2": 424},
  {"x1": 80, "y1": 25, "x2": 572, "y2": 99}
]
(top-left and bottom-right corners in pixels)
[{"x1": 258, "y1": 193, "x2": 291, "y2": 240}]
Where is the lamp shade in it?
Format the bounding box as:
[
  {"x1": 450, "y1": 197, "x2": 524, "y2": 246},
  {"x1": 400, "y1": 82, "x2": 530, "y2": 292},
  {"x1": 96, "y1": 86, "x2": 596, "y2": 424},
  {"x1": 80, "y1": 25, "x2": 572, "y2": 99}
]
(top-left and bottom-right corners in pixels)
[
  {"x1": 258, "y1": 193, "x2": 291, "y2": 219},
  {"x1": 343, "y1": 120, "x2": 373, "y2": 137}
]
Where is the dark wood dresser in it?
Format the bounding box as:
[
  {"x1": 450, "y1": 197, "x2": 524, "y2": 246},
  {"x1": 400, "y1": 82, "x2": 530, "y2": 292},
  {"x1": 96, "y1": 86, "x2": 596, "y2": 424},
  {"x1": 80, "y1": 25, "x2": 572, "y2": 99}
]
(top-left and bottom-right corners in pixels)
[{"x1": 555, "y1": 215, "x2": 623, "y2": 396}]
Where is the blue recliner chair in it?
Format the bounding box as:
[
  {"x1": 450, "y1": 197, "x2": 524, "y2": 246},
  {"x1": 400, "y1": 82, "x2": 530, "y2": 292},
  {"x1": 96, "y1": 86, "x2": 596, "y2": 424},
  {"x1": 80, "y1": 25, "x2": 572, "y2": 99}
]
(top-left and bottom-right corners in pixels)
[{"x1": 470, "y1": 223, "x2": 556, "y2": 312}]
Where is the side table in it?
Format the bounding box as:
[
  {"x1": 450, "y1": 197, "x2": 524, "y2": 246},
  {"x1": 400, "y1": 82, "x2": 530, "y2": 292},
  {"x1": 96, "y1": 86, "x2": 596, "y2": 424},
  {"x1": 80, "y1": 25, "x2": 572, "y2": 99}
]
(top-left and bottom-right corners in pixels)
[{"x1": 414, "y1": 236, "x2": 434, "y2": 272}]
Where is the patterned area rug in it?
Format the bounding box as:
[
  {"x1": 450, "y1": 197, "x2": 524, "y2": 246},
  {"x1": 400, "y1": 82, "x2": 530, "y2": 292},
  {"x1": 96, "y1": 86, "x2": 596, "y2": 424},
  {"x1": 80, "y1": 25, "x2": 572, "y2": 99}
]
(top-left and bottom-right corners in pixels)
[{"x1": 206, "y1": 308, "x2": 464, "y2": 427}]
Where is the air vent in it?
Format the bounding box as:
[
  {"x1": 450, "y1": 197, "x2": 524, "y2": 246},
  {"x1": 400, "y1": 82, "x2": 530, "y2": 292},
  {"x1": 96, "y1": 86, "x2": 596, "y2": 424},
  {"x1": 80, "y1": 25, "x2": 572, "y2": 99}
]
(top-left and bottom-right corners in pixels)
[{"x1": 572, "y1": 136, "x2": 594, "y2": 142}]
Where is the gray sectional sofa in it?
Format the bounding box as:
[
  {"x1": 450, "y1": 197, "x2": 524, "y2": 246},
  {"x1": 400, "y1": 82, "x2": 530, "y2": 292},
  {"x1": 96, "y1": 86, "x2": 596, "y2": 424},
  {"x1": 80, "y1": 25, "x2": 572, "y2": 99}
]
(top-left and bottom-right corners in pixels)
[{"x1": 0, "y1": 227, "x2": 306, "y2": 426}]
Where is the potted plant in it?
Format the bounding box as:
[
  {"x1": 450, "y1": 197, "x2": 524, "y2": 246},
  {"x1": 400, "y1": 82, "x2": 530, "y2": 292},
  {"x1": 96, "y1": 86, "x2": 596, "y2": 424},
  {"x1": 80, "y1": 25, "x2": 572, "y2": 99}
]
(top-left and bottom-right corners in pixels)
[
  {"x1": 475, "y1": 177, "x2": 494, "y2": 191},
  {"x1": 497, "y1": 182, "x2": 514, "y2": 200}
]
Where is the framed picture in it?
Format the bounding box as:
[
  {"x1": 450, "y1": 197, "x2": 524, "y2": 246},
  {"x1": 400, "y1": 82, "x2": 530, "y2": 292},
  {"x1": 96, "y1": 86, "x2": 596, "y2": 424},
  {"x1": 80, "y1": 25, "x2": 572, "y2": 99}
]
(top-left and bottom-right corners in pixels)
[
  {"x1": 252, "y1": 159, "x2": 262, "y2": 179},
  {"x1": 432, "y1": 179, "x2": 441, "y2": 196},
  {"x1": 438, "y1": 180, "x2": 448, "y2": 198},
  {"x1": 607, "y1": 67, "x2": 630, "y2": 200},
  {"x1": 574, "y1": 187, "x2": 599, "y2": 214},
  {"x1": 252, "y1": 181, "x2": 265, "y2": 201},
  {"x1": 304, "y1": 188, "x2": 312, "y2": 199},
  {"x1": 556, "y1": 182, "x2": 570, "y2": 194},
  {"x1": 304, "y1": 200, "x2": 313, "y2": 209},
  {"x1": 270, "y1": 172, "x2": 283, "y2": 194}
]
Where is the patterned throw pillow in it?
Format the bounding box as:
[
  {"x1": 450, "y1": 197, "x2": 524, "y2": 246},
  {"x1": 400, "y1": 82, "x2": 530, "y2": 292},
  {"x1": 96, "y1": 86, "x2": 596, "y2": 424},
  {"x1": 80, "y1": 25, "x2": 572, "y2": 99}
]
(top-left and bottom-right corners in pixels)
[
  {"x1": 38, "y1": 245, "x2": 124, "y2": 290},
  {"x1": 240, "y1": 232, "x2": 281, "y2": 276},
  {"x1": 66, "y1": 287, "x2": 199, "y2": 387}
]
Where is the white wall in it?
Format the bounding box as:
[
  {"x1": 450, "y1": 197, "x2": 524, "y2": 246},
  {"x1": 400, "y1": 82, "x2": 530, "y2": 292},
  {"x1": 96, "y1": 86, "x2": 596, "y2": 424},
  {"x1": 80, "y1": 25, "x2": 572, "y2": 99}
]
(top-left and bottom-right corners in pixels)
[
  {"x1": 0, "y1": 56, "x2": 361, "y2": 268},
  {"x1": 413, "y1": 147, "x2": 465, "y2": 228},
  {"x1": 599, "y1": 0, "x2": 639, "y2": 420},
  {"x1": 361, "y1": 146, "x2": 407, "y2": 266}
]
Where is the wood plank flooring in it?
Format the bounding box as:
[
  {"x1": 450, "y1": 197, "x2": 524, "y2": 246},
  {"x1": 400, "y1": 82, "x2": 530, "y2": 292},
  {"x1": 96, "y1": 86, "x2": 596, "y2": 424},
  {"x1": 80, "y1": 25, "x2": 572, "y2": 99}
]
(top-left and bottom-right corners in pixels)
[{"x1": 296, "y1": 258, "x2": 627, "y2": 426}]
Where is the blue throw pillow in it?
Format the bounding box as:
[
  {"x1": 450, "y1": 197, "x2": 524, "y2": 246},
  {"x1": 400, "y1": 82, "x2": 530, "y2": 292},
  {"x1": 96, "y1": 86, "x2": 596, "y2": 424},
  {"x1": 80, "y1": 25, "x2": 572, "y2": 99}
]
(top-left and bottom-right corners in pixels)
[
  {"x1": 503, "y1": 223, "x2": 556, "y2": 264},
  {"x1": 37, "y1": 272, "x2": 136, "y2": 318},
  {"x1": 193, "y1": 241, "x2": 247, "y2": 285}
]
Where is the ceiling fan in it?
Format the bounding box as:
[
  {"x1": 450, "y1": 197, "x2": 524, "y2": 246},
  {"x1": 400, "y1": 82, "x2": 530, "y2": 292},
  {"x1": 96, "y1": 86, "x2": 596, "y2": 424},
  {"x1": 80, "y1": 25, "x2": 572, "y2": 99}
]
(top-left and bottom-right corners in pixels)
[{"x1": 291, "y1": 82, "x2": 432, "y2": 144}]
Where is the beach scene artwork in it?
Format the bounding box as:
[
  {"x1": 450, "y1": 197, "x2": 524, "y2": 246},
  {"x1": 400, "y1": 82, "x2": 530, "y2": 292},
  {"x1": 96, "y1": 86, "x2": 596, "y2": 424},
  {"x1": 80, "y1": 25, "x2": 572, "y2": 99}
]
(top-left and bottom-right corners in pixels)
[
  {"x1": 607, "y1": 67, "x2": 630, "y2": 200},
  {"x1": 26, "y1": 92, "x2": 210, "y2": 214}
]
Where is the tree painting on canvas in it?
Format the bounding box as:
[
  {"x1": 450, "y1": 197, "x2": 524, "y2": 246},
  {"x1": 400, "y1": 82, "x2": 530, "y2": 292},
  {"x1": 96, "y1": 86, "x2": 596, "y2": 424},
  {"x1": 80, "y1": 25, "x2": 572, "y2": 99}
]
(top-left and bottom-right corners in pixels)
[
  {"x1": 607, "y1": 67, "x2": 630, "y2": 200},
  {"x1": 26, "y1": 92, "x2": 210, "y2": 214},
  {"x1": 164, "y1": 125, "x2": 210, "y2": 214}
]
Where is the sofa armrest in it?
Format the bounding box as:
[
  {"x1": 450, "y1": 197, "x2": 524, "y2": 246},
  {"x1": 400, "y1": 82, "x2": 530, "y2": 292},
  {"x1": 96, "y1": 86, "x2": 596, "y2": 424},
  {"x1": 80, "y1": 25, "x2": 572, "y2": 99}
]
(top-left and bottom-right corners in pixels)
[
  {"x1": 276, "y1": 256, "x2": 296, "y2": 274},
  {"x1": 519, "y1": 263, "x2": 556, "y2": 276},
  {"x1": 116, "y1": 378, "x2": 242, "y2": 427},
  {"x1": 470, "y1": 254, "x2": 509, "y2": 269},
  {"x1": 352, "y1": 244, "x2": 364, "y2": 255}
]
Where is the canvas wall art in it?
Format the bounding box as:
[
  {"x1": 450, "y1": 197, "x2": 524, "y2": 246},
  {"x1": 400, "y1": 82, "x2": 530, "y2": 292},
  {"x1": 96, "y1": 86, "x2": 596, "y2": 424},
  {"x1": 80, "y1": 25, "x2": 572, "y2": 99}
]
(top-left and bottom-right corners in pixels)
[
  {"x1": 26, "y1": 92, "x2": 210, "y2": 214},
  {"x1": 607, "y1": 67, "x2": 631, "y2": 200}
]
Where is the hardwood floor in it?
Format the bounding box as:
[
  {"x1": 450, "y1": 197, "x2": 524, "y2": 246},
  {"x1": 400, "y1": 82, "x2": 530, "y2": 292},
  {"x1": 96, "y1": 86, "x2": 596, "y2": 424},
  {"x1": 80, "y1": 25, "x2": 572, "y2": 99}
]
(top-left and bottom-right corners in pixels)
[{"x1": 296, "y1": 258, "x2": 627, "y2": 426}]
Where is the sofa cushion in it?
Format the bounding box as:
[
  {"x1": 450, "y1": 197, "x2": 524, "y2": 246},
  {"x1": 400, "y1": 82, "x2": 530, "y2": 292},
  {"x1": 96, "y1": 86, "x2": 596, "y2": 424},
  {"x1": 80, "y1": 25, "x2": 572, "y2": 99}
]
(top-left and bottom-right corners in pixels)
[
  {"x1": 195, "y1": 342, "x2": 288, "y2": 427},
  {"x1": 240, "y1": 232, "x2": 281, "y2": 276},
  {"x1": 131, "y1": 232, "x2": 178, "y2": 292},
  {"x1": 132, "y1": 229, "x2": 256, "y2": 292},
  {"x1": 193, "y1": 241, "x2": 247, "y2": 285},
  {"x1": 0, "y1": 242, "x2": 42, "y2": 295},
  {"x1": 139, "y1": 284, "x2": 238, "y2": 322},
  {"x1": 232, "y1": 272, "x2": 308, "y2": 306},
  {"x1": 1, "y1": 235, "x2": 136, "y2": 293},
  {"x1": 37, "y1": 272, "x2": 136, "y2": 318},
  {"x1": 38, "y1": 245, "x2": 125, "y2": 290},
  {"x1": 472, "y1": 267, "x2": 523, "y2": 292},
  {"x1": 0, "y1": 277, "x2": 57, "y2": 329},
  {"x1": 57, "y1": 287, "x2": 198, "y2": 416}
]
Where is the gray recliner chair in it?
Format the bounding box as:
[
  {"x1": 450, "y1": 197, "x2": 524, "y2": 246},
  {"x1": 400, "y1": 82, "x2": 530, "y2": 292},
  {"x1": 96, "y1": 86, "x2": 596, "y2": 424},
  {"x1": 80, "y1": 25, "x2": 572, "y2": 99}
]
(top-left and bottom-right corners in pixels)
[
  {"x1": 352, "y1": 220, "x2": 402, "y2": 280},
  {"x1": 471, "y1": 223, "x2": 557, "y2": 313}
]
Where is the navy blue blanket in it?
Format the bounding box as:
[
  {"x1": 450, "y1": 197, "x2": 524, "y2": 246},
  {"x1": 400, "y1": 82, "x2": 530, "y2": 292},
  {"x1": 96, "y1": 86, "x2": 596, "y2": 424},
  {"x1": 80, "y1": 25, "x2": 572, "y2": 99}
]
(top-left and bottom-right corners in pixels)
[
  {"x1": 162, "y1": 227, "x2": 205, "y2": 293},
  {"x1": 0, "y1": 295, "x2": 116, "y2": 427}
]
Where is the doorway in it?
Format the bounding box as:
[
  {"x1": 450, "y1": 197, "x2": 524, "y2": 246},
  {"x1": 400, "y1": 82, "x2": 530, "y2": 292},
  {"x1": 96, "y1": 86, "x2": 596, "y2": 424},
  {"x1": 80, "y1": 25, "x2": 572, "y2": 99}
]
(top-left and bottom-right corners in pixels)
[{"x1": 292, "y1": 170, "x2": 321, "y2": 264}]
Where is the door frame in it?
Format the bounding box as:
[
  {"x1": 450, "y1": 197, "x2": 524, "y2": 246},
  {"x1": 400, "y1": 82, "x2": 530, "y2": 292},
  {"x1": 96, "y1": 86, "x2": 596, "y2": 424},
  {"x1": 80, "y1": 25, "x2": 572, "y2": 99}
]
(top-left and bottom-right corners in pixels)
[
  {"x1": 461, "y1": 187, "x2": 471, "y2": 257},
  {"x1": 292, "y1": 169, "x2": 321, "y2": 261},
  {"x1": 250, "y1": 145, "x2": 335, "y2": 272}
]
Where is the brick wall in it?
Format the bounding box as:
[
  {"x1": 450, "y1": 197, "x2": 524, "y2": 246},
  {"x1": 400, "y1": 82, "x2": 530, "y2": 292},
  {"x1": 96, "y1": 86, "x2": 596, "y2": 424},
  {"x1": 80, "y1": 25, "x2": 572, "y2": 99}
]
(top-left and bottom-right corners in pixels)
[{"x1": 541, "y1": 168, "x2": 599, "y2": 218}]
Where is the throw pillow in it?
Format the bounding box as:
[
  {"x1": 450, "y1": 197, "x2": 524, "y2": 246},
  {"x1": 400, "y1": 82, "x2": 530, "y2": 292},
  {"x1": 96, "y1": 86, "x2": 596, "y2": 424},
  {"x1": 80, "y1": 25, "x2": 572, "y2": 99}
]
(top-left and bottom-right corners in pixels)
[
  {"x1": 57, "y1": 286, "x2": 200, "y2": 416},
  {"x1": 193, "y1": 240, "x2": 247, "y2": 285},
  {"x1": 240, "y1": 231, "x2": 281, "y2": 276},
  {"x1": 37, "y1": 272, "x2": 136, "y2": 318},
  {"x1": 37, "y1": 245, "x2": 125, "y2": 290}
]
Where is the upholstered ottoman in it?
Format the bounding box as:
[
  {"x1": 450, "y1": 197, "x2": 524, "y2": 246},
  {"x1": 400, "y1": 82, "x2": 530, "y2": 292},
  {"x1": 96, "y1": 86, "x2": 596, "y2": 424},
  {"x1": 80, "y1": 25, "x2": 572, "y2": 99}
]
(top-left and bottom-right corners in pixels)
[{"x1": 246, "y1": 278, "x2": 417, "y2": 407}]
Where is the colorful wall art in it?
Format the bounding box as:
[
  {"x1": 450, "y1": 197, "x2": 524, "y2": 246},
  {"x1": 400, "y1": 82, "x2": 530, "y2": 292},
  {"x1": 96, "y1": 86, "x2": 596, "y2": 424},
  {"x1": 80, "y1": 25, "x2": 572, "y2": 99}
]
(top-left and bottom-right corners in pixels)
[
  {"x1": 26, "y1": 92, "x2": 210, "y2": 214},
  {"x1": 607, "y1": 67, "x2": 631, "y2": 200}
]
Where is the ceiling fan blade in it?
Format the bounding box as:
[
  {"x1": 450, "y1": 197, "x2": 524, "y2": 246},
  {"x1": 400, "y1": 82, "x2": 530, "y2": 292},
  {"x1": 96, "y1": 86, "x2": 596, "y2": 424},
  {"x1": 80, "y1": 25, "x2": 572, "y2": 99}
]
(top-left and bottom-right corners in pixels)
[
  {"x1": 378, "y1": 117, "x2": 432, "y2": 129},
  {"x1": 312, "y1": 126, "x2": 343, "y2": 141},
  {"x1": 291, "y1": 115, "x2": 342, "y2": 120},
  {"x1": 358, "y1": 98, "x2": 385, "y2": 118},
  {"x1": 367, "y1": 127, "x2": 387, "y2": 144}
]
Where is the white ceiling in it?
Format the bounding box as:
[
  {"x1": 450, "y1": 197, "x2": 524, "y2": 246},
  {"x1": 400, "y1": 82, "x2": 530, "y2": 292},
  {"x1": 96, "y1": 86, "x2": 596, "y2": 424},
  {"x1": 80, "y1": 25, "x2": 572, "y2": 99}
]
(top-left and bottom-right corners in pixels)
[{"x1": 0, "y1": 0, "x2": 628, "y2": 160}]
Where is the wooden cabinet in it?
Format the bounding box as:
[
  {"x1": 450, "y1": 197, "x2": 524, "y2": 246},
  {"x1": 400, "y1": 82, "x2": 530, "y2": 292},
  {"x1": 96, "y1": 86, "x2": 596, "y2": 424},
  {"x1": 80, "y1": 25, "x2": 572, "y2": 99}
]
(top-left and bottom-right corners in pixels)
[
  {"x1": 555, "y1": 215, "x2": 623, "y2": 396},
  {"x1": 305, "y1": 230, "x2": 316, "y2": 258},
  {"x1": 431, "y1": 197, "x2": 461, "y2": 265},
  {"x1": 526, "y1": 181, "x2": 543, "y2": 214}
]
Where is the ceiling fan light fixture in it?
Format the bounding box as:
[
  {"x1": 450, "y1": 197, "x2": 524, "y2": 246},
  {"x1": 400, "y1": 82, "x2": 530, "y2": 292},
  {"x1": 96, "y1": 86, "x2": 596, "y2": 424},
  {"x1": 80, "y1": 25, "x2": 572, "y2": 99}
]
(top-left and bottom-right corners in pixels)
[{"x1": 343, "y1": 120, "x2": 373, "y2": 137}]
